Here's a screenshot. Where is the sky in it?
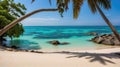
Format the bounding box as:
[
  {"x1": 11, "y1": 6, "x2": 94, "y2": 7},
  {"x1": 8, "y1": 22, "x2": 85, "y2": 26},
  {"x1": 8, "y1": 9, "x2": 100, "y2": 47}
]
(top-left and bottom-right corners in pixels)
[{"x1": 15, "y1": 0, "x2": 120, "y2": 26}]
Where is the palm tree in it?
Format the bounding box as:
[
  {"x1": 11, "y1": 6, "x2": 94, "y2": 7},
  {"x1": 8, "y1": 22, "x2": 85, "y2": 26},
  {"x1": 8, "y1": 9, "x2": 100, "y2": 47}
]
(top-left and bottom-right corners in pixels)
[
  {"x1": 88, "y1": 0, "x2": 120, "y2": 43},
  {"x1": 92, "y1": 0, "x2": 120, "y2": 44},
  {"x1": 58, "y1": 0, "x2": 120, "y2": 43},
  {"x1": 56, "y1": 0, "x2": 120, "y2": 42}
]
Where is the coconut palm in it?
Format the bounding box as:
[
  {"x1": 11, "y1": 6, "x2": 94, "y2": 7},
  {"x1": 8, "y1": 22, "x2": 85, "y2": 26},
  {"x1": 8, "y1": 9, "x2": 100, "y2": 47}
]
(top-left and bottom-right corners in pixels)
[
  {"x1": 56, "y1": 0, "x2": 120, "y2": 42},
  {"x1": 91, "y1": 0, "x2": 120, "y2": 42},
  {"x1": 89, "y1": 0, "x2": 120, "y2": 42}
]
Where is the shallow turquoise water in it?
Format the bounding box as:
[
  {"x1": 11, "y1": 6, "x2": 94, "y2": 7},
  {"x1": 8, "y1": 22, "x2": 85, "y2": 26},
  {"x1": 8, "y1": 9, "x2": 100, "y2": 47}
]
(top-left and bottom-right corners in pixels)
[{"x1": 6, "y1": 26, "x2": 120, "y2": 50}]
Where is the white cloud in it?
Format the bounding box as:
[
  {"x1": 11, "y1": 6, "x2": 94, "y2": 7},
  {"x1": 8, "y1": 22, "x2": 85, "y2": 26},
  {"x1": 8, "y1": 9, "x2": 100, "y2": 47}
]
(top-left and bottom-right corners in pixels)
[
  {"x1": 23, "y1": 17, "x2": 60, "y2": 22},
  {"x1": 21, "y1": 18, "x2": 60, "y2": 26}
]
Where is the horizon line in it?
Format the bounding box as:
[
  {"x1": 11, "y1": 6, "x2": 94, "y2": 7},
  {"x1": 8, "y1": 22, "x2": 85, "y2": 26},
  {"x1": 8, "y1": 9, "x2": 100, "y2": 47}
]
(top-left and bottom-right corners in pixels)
[{"x1": 23, "y1": 25, "x2": 120, "y2": 26}]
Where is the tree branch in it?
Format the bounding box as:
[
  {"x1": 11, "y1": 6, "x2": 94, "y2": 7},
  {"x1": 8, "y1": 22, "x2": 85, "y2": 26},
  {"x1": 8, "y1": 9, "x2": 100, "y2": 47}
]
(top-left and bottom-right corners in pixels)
[{"x1": 0, "y1": 8, "x2": 58, "y2": 36}]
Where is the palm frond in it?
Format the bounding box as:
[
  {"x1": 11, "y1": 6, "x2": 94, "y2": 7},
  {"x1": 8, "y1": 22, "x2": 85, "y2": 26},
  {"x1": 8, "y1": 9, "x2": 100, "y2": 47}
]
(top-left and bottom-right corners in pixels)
[
  {"x1": 88, "y1": 0, "x2": 111, "y2": 13},
  {"x1": 88, "y1": 0, "x2": 97, "y2": 13},
  {"x1": 64, "y1": 0, "x2": 70, "y2": 10},
  {"x1": 72, "y1": 0, "x2": 84, "y2": 19},
  {"x1": 96, "y1": 0, "x2": 111, "y2": 9}
]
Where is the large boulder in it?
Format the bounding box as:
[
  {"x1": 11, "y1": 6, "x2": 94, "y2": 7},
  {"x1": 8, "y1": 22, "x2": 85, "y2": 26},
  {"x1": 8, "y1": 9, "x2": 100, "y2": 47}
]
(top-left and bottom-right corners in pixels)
[{"x1": 91, "y1": 34, "x2": 120, "y2": 46}]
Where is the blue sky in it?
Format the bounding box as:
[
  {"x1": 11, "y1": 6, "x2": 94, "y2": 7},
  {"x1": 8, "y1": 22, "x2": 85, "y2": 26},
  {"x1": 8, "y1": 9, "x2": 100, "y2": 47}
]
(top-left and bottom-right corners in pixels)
[{"x1": 15, "y1": 0, "x2": 120, "y2": 26}]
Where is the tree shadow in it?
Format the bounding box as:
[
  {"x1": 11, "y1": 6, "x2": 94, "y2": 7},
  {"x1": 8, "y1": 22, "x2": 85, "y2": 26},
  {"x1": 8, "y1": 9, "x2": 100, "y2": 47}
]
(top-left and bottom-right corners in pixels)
[{"x1": 53, "y1": 51, "x2": 120, "y2": 65}]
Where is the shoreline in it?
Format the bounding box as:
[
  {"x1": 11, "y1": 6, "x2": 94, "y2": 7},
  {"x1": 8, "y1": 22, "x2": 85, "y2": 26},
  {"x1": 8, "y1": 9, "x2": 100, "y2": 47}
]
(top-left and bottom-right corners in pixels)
[{"x1": 1, "y1": 44, "x2": 120, "y2": 52}]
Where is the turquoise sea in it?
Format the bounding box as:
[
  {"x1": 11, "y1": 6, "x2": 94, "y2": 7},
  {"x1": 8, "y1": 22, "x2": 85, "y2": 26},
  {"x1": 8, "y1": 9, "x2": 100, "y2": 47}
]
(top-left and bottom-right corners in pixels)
[{"x1": 6, "y1": 26, "x2": 120, "y2": 50}]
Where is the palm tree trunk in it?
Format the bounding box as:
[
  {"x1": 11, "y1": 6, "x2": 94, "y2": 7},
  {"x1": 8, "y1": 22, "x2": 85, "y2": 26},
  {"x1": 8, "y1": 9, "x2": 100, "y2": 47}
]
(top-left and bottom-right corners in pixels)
[
  {"x1": 94, "y1": 3, "x2": 120, "y2": 43},
  {"x1": 0, "y1": 8, "x2": 58, "y2": 36}
]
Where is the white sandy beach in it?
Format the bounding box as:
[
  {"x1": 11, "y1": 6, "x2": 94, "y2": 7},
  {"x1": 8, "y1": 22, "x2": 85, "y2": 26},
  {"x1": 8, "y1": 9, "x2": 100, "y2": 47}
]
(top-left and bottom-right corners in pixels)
[{"x1": 0, "y1": 47, "x2": 120, "y2": 67}]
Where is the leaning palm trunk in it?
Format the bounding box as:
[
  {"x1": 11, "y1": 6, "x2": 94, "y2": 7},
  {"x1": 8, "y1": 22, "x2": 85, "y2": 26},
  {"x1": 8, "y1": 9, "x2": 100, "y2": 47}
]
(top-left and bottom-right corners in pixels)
[
  {"x1": 94, "y1": 3, "x2": 120, "y2": 43},
  {"x1": 0, "y1": 8, "x2": 58, "y2": 36}
]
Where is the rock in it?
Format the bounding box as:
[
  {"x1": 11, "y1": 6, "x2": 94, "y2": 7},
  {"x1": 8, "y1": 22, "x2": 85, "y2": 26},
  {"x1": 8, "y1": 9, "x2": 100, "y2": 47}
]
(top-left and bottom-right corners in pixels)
[
  {"x1": 48, "y1": 40, "x2": 61, "y2": 45},
  {"x1": 113, "y1": 40, "x2": 120, "y2": 45},
  {"x1": 96, "y1": 37, "x2": 104, "y2": 44},
  {"x1": 87, "y1": 32, "x2": 98, "y2": 36},
  {"x1": 92, "y1": 36, "x2": 99, "y2": 42},
  {"x1": 29, "y1": 50, "x2": 43, "y2": 53},
  {"x1": 91, "y1": 34, "x2": 120, "y2": 46},
  {"x1": 107, "y1": 36, "x2": 113, "y2": 40},
  {"x1": 102, "y1": 39, "x2": 114, "y2": 45},
  {"x1": 30, "y1": 50, "x2": 35, "y2": 52},
  {"x1": 48, "y1": 40, "x2": 69, "y2": 45}
]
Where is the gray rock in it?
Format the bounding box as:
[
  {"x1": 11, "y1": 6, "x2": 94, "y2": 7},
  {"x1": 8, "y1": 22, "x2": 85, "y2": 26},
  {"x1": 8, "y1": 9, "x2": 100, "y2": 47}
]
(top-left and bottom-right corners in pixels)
[
  {"x1": 48, "y1": 40, "x2": 60, "y2": 45},
  {"x1": 48, "y1": 40, "x2": 69, "y2": 45},
  {"x1": 91, "y1": 34, "x2": 120, "y2": 46},
  {"x1": 113, "y1": 40, "x2": 120, "y2": 45},
  {"x1": 96, "y1": 37, "x2": 104, "y2": 44},
  {"x1": 102, "y1": 39, "x2": 114, "y2": 45},
  {"x1": 91, "y1": 36, "x2": 98, "y2": 41}
]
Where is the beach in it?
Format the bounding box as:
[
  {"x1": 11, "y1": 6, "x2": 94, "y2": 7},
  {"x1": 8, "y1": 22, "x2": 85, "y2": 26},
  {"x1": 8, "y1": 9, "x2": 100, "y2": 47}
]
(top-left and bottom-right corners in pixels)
[
  {"x1": 1, "y1": 26, "x2": 120, "y2": 67},
  {"x1": 0, "y1": 47, "x2": 120, "y2": 67},
  {"x1": 1, "y1": 0, "x2": 120, "y2": 67}
]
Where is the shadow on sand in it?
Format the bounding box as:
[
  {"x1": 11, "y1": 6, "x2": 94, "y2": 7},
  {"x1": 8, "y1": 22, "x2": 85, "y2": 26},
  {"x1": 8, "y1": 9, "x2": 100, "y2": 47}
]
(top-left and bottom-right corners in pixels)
[{"x1": 51, "y1": 51, "x2": 120, "y2": 65}]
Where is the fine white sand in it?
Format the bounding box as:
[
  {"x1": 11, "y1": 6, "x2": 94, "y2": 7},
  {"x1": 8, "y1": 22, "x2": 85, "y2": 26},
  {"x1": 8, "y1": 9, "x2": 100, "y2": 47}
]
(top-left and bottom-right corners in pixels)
[{"x1": 0, "y1": 47, "x2": 120, "y2": 67}]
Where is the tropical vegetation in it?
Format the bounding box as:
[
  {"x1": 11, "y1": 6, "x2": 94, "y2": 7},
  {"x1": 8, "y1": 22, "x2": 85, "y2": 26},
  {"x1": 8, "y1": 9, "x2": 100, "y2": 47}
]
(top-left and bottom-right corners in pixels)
[{"x1": 0, "y1": 0, "x2": 26, "y2": 45}]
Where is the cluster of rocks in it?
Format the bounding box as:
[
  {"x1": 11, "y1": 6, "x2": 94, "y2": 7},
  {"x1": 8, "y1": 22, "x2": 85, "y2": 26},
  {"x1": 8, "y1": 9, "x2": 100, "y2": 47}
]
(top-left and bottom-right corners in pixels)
[
  {"x1": 48, "y1": 40, "x2": 69, "y2": 45},
  {"x1": 91, "y1": 34, "x2": 120, "y2": 45}
]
